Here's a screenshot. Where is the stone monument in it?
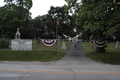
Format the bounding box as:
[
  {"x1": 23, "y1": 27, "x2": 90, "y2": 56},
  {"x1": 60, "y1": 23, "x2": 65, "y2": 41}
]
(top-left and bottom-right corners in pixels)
[
  {"x1": 11, "y1": 28, "x2": 32, "y2": 50},
  {"x1": 15, "y1": 28, "x2": 20, "y2": 39}
]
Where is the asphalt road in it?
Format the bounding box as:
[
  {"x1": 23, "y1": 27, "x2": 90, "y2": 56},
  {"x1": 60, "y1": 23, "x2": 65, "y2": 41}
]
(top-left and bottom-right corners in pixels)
[{"x1": 0, "y1": 43, "x2": 120, "y2": 80}]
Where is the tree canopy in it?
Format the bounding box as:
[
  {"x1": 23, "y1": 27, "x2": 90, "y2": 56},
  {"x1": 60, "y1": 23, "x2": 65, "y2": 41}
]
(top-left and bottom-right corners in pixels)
[
  {"x1": 65, "y1": 0, "x2": 120, "y2": 40},
  {"x1": 34, "y1": 6, "x2": 76, "y2": 39},
  {"x1": 0, "y1": 0, "x2": 78, "y2": 39},
  {"x1": 0, "y1": 0, "x2": 32, "y2": 38}
]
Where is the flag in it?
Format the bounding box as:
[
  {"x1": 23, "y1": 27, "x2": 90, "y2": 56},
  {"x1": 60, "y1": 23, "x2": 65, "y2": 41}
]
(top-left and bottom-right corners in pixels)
[
  {"x1": 92, "y1": 40, "x2": 107, "y2": 48},
  {"x1": 57, "y1": 16, "x2": 59, "y2": 25},
  {"x1": 41, "y1": 39, "x2": 57, "y2": 47}
]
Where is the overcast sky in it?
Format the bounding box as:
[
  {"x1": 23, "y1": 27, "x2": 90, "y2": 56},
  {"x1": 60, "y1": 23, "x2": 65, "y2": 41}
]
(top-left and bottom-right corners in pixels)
[{"x1": 0, "y1": 0, "x2": 67, "y2": 19}]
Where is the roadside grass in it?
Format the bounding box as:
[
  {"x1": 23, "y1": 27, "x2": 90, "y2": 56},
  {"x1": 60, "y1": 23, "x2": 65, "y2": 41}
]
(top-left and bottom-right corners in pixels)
[
  {"x1": 0, "y1": 41, "x2": 72, "y2": 62},
  {"x1": 0, "y1": 51, "x2": 65, "y2": 62},
  {"x1": 80, "y1": 42, "x2": 120, "y2": 65}
]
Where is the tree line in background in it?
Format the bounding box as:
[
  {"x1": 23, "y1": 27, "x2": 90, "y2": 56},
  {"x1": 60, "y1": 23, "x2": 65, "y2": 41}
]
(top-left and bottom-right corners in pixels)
[
  {"x1": 0, "y1": 0, "x2": 77, "y2": 39},
  {"x1": 0, "y1": 0, "x2": 120, "y2": 41}
]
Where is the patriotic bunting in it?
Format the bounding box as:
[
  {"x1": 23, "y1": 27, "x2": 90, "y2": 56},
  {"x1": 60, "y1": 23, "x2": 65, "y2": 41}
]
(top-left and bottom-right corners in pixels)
[
  {"x1": 92, "y1": 41, "x2": 107, "y2": 48},
  {"x1": 41, "y1": 39, "x2": 57, "y2": 47}
]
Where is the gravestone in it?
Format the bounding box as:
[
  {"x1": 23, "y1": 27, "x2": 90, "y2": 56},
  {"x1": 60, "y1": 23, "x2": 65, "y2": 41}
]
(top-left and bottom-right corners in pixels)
[{"x1": 61, "y1": 41, "x2": 66, "y2": 50}]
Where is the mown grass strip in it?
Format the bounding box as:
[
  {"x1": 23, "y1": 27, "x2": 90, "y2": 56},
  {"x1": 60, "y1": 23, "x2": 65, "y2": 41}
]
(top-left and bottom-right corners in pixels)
[
  {"x1": 80, "y1": 42, "x2": 120, "y2": 65},
  {"x1": 0, "y1": 41, "x2": 72, "y2": 62},
  {"x1": 0, "y1": 51, "x2": 65, "y2": 62}
]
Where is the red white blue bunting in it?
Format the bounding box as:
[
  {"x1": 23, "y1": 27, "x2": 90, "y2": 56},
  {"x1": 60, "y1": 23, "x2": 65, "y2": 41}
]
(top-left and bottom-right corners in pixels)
[
  {"x1": 92, "y1": 41, "x2": 107, "y2": 48},
  {"x1": 41, "y1": 39, "x2": 57, "y2": 47}
]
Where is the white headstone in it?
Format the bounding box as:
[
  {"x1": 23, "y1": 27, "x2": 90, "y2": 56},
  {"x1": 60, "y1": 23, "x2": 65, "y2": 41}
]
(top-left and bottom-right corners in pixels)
[{"x1": 61, "y1": 42, "x2": 66, "y2": 50}]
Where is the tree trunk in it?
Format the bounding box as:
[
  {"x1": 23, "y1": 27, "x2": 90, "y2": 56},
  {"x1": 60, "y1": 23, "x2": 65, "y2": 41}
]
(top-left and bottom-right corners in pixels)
[{"x1": 96, "y1": 31, "x2": 105, "y2": 53}]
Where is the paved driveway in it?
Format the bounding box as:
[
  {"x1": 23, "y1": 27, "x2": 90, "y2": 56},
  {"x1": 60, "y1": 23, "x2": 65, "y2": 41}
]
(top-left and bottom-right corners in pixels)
[{"x1": 57, "y1": 42, "x2": 103, "y2": 66}]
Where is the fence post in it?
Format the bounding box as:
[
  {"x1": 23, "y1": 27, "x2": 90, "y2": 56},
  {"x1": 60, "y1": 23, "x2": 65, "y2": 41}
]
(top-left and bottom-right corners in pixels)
[
  {"x1": 89, "y1": 35, "x2": 94, "y2": 53},
  {"x1": 116, "y1": 41, "x2": 119, "y2": 49},
  {"x1": 34, "y1": 35, "x2": 36, "y2": 49},
  {"x1": 113, "y1": 40, "x2": 114, "y2": 52},
  {"x1": 89, "y1": 39, "x2": 92, "y2": 53},
  {"x1": 9, "y1": 39, "x2": 11, "y2": 49},
  {"x1": 57, "y1": 36, "x2": 60, "y2": 53}
]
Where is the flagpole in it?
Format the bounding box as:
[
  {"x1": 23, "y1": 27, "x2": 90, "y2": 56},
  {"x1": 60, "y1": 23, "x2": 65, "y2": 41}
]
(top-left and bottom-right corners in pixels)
[
  {"x1": 56, "y1": 15, "x2": 59, "y2": 52},
  {"x1": 56, "y1": 16, "x2": 59, "y2": 39},
  {"x1": 56, "y1": 23, "x2": 58, "y2": 39},
  {"x1": 56, "y1": 18, "x2": 58, "y2": 52}
]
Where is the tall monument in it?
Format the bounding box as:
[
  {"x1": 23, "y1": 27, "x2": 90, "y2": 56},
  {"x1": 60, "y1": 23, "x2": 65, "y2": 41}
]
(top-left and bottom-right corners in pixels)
[
  {"x1": 11, "y1": 28, "x2": 32, "y2": 50},
  {"x1": 15, "y1": 28, "x2": 20, "y2": 39}
]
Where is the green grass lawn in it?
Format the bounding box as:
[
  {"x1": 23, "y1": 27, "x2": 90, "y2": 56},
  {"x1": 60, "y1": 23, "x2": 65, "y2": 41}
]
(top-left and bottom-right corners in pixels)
[
  {"x1": 0, "y1": 40, "x2": 72, "y2": 62},
  {"x1": 80, "y1": 42, "x2": 120, "y2": 65}
]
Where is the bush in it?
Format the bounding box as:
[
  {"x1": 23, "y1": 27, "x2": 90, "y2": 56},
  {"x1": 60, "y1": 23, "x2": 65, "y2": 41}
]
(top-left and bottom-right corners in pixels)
[{"x1": 0, "y1": 38, "x2": 9, "y2": 49}]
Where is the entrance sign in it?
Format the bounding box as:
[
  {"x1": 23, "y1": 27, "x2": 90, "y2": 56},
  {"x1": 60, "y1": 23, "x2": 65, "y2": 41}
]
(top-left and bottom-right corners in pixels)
[
  {"x1": 92, "y1": 41, "x2": 107, "y2": 48},
  {"x1": 11, "y1": 39, "x2": 32, "y2": 50},
  {"x1": 41, "y1": 39, "x2": 57, "y2": 47}
]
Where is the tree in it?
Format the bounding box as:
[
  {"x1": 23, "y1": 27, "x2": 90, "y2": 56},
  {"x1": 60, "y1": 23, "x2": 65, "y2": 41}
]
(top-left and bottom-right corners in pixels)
[
  {"x1": 34, "y1": 15, "x2": 55, "y2": 39},
  {"x1": 48, "y1": 6, "x2": 76, "y2": 38},
  {"x1": 22, "y1": 19, "x2": 37, "y2": 39},
  {"x1": 78, "y1": 0, "x2": 120, "y2": 52},
  {"x1": 4, "y1": 0, "x2": 32, "y2": 20},
  {"x1": 33, "y1": 6, "x2": 76, "y2": 39},
  {"x1": 66, "y1": 0, "x2": 120, "y2": 39},
  {"x1": 0, "y1": 5, "x2": 25, "y2": 38},
  {"x1": 0, "y1": 0, "x2": 33, "y2": 38},
  {"x1": 65, "y1": 0, "x2": 120, "y2": 52}
]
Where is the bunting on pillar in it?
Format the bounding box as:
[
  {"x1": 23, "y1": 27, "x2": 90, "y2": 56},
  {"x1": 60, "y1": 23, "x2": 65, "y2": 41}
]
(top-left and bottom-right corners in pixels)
[
  {"x1": 41, "y1": 39, "x2": 57, "y2": 47},
  {"x1": 92, "y1": 41, "x2": 107, "y2": 48}
]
